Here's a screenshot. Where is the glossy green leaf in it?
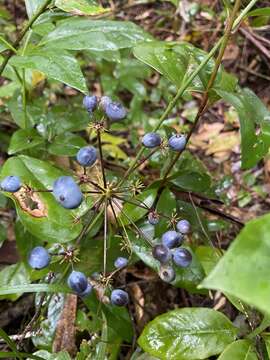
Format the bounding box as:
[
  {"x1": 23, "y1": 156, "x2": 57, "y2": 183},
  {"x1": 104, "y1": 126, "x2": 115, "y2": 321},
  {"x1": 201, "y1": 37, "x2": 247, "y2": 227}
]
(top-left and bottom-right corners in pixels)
[
  {"x1": 217, "y1": 88, "x2": 270, "y2": 169},
  {"x1": 154, "y1": 188, "x2": 176, "y2": 238},
  {"x1": 0, "y1": 155, "x2": 83, "y2": 243},
  {"x1": 138, "y1": 308, "x2": 237, "y2": 360},
  {"x1": 0, "y1": 283, "x2": 69, "y2": 295},
  {"x1": 248, "y1": 7, "x2": 270, "y2": 17},
  {"x1": 10, "y1": 50, "x2": 88, "y2": 93},
  {"x1": 24, "y1": 0, "x2": 44, "y2": 18},
  {"x1": 55, "y1": 0, "x2": 107, "y2": 15},
  {"x1": 133, "y1": 41, "x2": 237, "y2": 95},
  {"x1": 201, "y1": 213, "x2": 270, "y2": 315},
  {"x1": 8, "y1": 129, "x2": 44, "y2": 155},
  {"x1": 0, "y1": 263, "x2": 30, "y2": 301},
  {"x1": 218, "y1": 340, "x2": 258, "y2": 360},
  {"x1": 40, "y1": 19, "x2": 153, "y2": 51},
  {"x1": 48, "y1": 133, "x2": 87, "y2": 156},
  {"x1": 262, "y1": 334, "x2": 270, "y2": 358},
  {"x1": 31, "y1": 350, "x2": 72, "y2": 360}
]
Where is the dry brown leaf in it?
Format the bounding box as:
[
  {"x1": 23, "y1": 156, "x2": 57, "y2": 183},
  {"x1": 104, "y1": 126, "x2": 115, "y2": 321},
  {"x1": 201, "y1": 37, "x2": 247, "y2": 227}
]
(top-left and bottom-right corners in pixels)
[
  {"x1": 14, "y1": 188, "x2": 47, "y2": 218},
  {"x1": 53, "y1": 294, "x2": 77, "y2": 356},
  {"x1": 206, "y1": 131, "x2": 239, "y2": 155}
]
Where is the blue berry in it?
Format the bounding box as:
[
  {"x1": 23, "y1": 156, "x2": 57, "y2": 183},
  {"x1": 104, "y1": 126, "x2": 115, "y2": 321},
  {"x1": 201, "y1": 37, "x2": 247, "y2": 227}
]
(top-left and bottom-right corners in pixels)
[
  {"x1": 148, "y1": 212, "x2": 159, "y2": 225},
  {"x1": 79, "y1": 283, "x2": 92, "y2": 298},
  {"x1": 152, "y1": 244, "x2": 171, "y2": 264},
  {"x1": 114, "y1": 257, "x2": 128, "y2": 269},
  {"x1": 67, "y1": 270, "x2": 88, "y2": 294},
  {"x1": 168, "y1": 134, "x2": 186, "y2": 151},
  {"x1": 105, "y1": 102, "x2": 126, "y2": 121},
  {"x1": 53, "y1": 176, "x2": 83, "y2": 209},
  {"x1": 111, "y1": 289, "x2": 129, "y2": 306},
  {"x1": 159, "y1": 265, "x2": 175, "y2": 283},
  {"x1": 76, "y1": 146, "x2": 97, "y2": 167},
  {"x1": 28, "y1": 246, "x2": 51, "y2": 270},
  {"x1": 100, "y1": 96, "x2": 112, "y2": 111},
  {"x1": 142, "y1": 133, "x2": 162, "y2": 148},
  {"x1": 162, "y1": 230, "x2": 183, "y2": 249},
  {"x1": 83, "y1": 95, "x2": 98, "y2": 113},
  {"x1": 1, "y1": 176, "x2": 21, "y2": 192},
  {"x1": 176, "y1": 220, "x2": 191, "y2": 234},
  {"x1": 173, "y1": 248, "x2": 192, "y2": 268}
]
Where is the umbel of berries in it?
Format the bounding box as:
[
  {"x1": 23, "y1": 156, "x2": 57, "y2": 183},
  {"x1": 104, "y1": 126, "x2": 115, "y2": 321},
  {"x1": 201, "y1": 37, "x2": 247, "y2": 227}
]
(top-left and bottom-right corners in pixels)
[
  {"x1": 0, "y1": 176, "x2": 21, "y2": 193},
  {"x1": 173, "y1": 248, "x2": 192, "y2": 268},
  {"x1": 162, "y1": 230, "x2": 183, "y2": 249},
  {"x1": 28, "y1": 246, "x2": 51, "y2": 270},
  {"x1": 53, "y1": 176, "x2": 83, "y2": 209},
  {"x1": 152, "y1": 244, "x2": 171, "y2": 264}
]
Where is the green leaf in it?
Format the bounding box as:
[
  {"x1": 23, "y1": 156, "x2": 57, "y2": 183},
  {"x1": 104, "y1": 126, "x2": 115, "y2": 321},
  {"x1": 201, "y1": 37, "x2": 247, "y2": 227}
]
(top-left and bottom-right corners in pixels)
[
  {"x1": 24, "y1": 0, "x2": 44, "y2": 18},
  {"x1": 0, "y1": 328, "x2": 23, "y2": 360},
  {"x1": 218, "y1": 340, "x2": 258, "y2": 360},
  {"x1": 133, "y1": 41, "x2": 237, "y2": 95},
  {"x1": 138, "y1": 308, "x2": 237, "y2": 360},
  {"x1": 201, "y1": 213, "x2": 270, "y2": 316},
  {"x1": 10, "y1": 50, "x2": 88, "y2": 93},
  {"x1": 262, "y1": 334, "x2": 270, "y2": 358},
  {"x1": 248, "y1": 7, "x2": 270, "y2": 17},
  {"x1": 0, "y1": 283, "x2": 69, "y2": 295},
  {"x1": 0, "y1": 224, "x2": 6, "y2": 248},
  {"x1": 55, "y1": 0, "x2": 107, "y2": 15},
  {"x1": 0, "y1": 155, "x2": 83, "y2": 243},
  {"x1": 30, "y1": 350, "x2": 72, "y2": 360},
  {"x1": 48, "y1": 133, "x2": 87, "y2": 156},
  {"x1": 40, "y1": 19, "x2": 153, "y2": 51},
  {"x1": 217, "y1": 88, "x2": 270, "y2": 169},
  {"x1": 0, "y1": 263, "x2": 30, "y2": 301},
  {"x1": 154, "y1": 188, "x2": 176, "y2": 238},
  {"x1": 8, "y1": 129, "x2": 45, "y2": 155}
]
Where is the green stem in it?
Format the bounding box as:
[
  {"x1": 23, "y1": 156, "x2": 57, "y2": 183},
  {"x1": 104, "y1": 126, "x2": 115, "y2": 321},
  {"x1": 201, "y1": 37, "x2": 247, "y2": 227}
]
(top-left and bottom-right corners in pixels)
[
  {"x1": 0, "y1": 0, "x2": 52, "y2": 76},
  {"x1": 0, "y1": 36, "x2": 17, "y2": 53},
  {"x1": 103, "y1": 199, "x2": 108, "y2": 275}
]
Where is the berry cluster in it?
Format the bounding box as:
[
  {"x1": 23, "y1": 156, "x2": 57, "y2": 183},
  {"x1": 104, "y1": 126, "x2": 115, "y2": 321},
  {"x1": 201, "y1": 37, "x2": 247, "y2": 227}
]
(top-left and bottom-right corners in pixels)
[
  {"x1": 151, "y1": 219, "x2": 192, "y2": 283},
  {"x1": 0, "y1": 93, "x2": 191, "y2": 308}
]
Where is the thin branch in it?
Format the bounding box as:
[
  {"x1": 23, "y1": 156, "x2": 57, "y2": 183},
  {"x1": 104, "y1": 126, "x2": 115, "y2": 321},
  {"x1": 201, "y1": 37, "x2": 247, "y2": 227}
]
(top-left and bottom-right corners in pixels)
[
  {"x1": 97, "y1": 130, "x2": 107, "y2": 189},
  {"x1": 103, "y1": 199, "x2": 108, "y2": 275}
]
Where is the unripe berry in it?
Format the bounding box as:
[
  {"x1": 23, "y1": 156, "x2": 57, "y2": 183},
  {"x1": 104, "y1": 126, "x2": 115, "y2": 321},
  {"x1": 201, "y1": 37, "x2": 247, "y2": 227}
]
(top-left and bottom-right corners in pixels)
[
  {"x1": 159, "y1": 265, "x2": 176, "y2": 283},
  {"x1": 1, "y1": 176, "x2": 21, "y2": 193},
  {"x1": 28, "y1": 246, "x2": 51, "y2": 270},
  {"x1": 168, "y1": 134, "x2": 186, "y2": 151},
  {"x1": 148, "y1": 211, "x2": 159, "y2": 225},
  {"x1": 173, "y1": 248, "x2": 192, "y2": 268},
  {"x1": 176, "y1": 219, "x2": 191, "y2": 234},
  {"x1": 76, "y1": 146, "x2": 97, "y2": 167},
  {"x1": 152, "y1": 244, "x2": 171, "y2": 264},
  {"x1": 162, "y1": 230, "x2": 183, "y2": 249},
  {"x1": 111, "y1": 289, "x2": 129, "y2": 306},
  {"x1": 142, "y1": 132, "x2": 162, "y2": 148}
]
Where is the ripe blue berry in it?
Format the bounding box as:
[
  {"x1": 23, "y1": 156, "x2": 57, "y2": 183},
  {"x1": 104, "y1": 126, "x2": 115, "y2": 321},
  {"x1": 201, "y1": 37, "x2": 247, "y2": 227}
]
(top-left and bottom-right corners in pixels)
[
  {"x1": 79, "y1": 283, "x2": 92, "y2": 298},
  {"x1": 53, "y1": 176, "x2": 83, "y2": 209},
  {"x1": 111, "y1": 289, "x2": 129, "y2": 306},
  {"x1": 142, "y1": 133, "x2": 162, "y2": 148},
  {"x1": 1, "y1": 176, "x2": 21, "y2": 192},
  {"x1": 159, "y1": 265, "x2": 176, "y2": 283},
  {"x1": 148, "y1": 212, "x2": 159, "y2": 225},
  {"x1": 168, "y1": 134, "x2": 186, "y2": 151},
  {"x1": 173, "y1": 248, "x2": 192, "y2": 268},
  {"x1": 114, "y1": 257, "x2": 128, "y2": 269},
  {"x1": 67, "y1": 271, "x2": 88, "y2": 294},
  {"x1": 152, "y1": 244, "x2": 171, "y2": 264},
  {"x1": 162, "y1": 230, "x2": 183, "y2": 249},
  {"x1": 28, "y1": 246, "x2": 51, "y2": 270},
  {"x1": 105, "y1": 102, "x2": 126, "y2": 121},
  {"x1": 83, "y1": 95, "x2": 98, "y2": 113},
  {"x1": 76, "y1": 146, "x2": 97, "y2": 167},
  {"x1": 100, "y1": 96, "x2": 112, "y2": 111},
  {"x1": 176, "y1": 219, "x2": 191, "y2": 234}
]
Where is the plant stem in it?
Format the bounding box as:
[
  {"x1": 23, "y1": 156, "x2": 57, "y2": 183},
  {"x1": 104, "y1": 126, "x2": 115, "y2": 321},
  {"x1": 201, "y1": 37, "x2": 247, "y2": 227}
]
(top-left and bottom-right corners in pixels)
[
  {"x1": 0, "y1": 0, "x2": 52, "y2": 76},
  {"x1": 103, "y1": 199, "x2": 108, "y2": 276},
  {"x1": 97, "y1": 130, "x2": 107, "y2": 189}
]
